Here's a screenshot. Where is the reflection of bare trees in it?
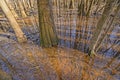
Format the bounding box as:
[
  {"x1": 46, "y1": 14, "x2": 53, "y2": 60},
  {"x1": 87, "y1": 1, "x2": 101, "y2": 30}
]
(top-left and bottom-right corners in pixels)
[
  {"x1": 0, "y1": 0, "x2": 119, "y2": 54},
  {"x1": 0, "y1": 0, "x2": 119, "y2": 79},
  {"x1": 52, "y1": 0, "x2": 119, "y2": 56}
]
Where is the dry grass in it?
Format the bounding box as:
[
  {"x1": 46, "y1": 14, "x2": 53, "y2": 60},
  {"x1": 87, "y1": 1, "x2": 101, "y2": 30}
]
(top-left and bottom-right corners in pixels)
[{"x1": 0, "y1": 38, "x2": 119, "y2": 80}]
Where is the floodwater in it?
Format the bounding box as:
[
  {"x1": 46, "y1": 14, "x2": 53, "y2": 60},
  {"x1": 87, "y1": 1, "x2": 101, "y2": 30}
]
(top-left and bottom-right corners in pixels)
[
  {"x1": 0, "y1": 0, "x2": 120, "y2": 80},
  {"x1": 0, "y1": 10, "x2": 120, "y2": 80}
]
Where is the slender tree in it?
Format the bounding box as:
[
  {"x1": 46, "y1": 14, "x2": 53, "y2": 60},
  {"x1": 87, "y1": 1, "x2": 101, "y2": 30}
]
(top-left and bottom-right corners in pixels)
[
  {"x1": 37, "y1": 0, "x2": 58, "y2": 47},
  {"x1": 5, "y1": 0, "x2": 18, "y2": 18},
  {"x1": 95, "y1": 2, "x2": 120, "y2": 52},
  {"x1": 89, "y1": 0, "x2": 115, "y2": 56},
  {"x1": 18, "y1": 0, "x2": 27, "y2": 17},
  {"x1": 0, "y1": 0, "x2": 27, "y2": 42}
]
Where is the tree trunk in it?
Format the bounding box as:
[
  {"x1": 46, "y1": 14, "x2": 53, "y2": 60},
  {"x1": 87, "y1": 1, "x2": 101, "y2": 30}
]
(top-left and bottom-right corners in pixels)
[
  {"x1": 0, "y1": 0, "x2": 27, "y2": 43},
  {"x1": 37, "y1": 0, "x2": 58, "y2": 47},
  {"x1": 89, "y1": 0, "x2": 114, "y2": 55},
  {"x1": 18, "y1": 0, "x2": 27, "y2": 17},
  {"x1": 5, "y1": 0, "x2": 18, "y2": 18},
  {"x1": 95, "y1": 2, "x2": 120, "y2": 52}
]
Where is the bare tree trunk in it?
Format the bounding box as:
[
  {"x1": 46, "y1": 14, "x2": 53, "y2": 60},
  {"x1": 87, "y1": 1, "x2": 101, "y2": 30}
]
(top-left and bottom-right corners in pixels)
[
  {"x1": 89, "y1": 0, "x2": 114, "y2": 55},
  {"x1": 95, "y1": 1, "x2": 120, "y2": 52},
  {"x1": 5, "y1": 0, "x2": 18, "y2": 18},
  {"x1": 18, "y1": 0, "x2": 27, "y2": 17},
  {"x1": 37, "y1": 0, "x2": 58, "y2": 47},
  {"x1": 0, "y1": 0, "x2": 27, "y2": 43}
]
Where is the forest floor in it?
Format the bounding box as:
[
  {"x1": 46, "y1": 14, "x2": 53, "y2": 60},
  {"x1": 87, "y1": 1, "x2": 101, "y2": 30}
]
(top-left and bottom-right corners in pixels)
[{"x1": 0, "y1": 36, "x2": 120, "y2": 80}]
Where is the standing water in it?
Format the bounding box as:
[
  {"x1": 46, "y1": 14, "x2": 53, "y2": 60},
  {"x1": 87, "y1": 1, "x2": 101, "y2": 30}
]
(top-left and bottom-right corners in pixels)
[{"x1": 0, "y1": 0, "x2": 120, "y2": 80}]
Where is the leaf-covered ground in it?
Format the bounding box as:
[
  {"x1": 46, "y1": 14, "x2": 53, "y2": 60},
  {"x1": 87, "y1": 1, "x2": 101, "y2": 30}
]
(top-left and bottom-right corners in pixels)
[{"x1": 0, "y1": 37, "x2": 119, "y2": 80}]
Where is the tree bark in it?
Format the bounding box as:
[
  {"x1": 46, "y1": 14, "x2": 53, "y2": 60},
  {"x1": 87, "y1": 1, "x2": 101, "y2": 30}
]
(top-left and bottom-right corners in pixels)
[
  {"x1": 95, "y1": 2, "x2": 120, "y2": 52},
  {"x1": 0, "y1": 0, "x2": 27, "y2": 43},
  {"x1": 37, "y1": 0, "x2": 58, "y2": 47},
  {"x1": 5, "y1": 0, "x2": 18, "y2": 18},
  {"x1": 18, "y1": 0, "x2": 27, "y2": 17},
  {"x1": 89, "y1": 0, "x2": 115, "y2": 55}
]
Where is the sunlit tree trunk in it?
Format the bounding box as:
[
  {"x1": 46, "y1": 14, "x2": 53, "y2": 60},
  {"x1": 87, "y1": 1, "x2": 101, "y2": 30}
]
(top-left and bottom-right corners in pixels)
[
  {"x1": 37, "y1": 0, "x2": 58, "y2": 47},
  {"x1": 0, "y1": 0, "x2": 27, "y2": 43},
  {"x1": 5, "y1": 0, "x2": 18, "y2": 18},
  {"x1": 89, "y1": 0, "x2": 114, "y2": 55},
  {"x1": 18, "y1": 0, "x2": 27, "y2": 17},
  {"x1": 21, "y1": 0, "x2": 28, "y2": 12}
]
